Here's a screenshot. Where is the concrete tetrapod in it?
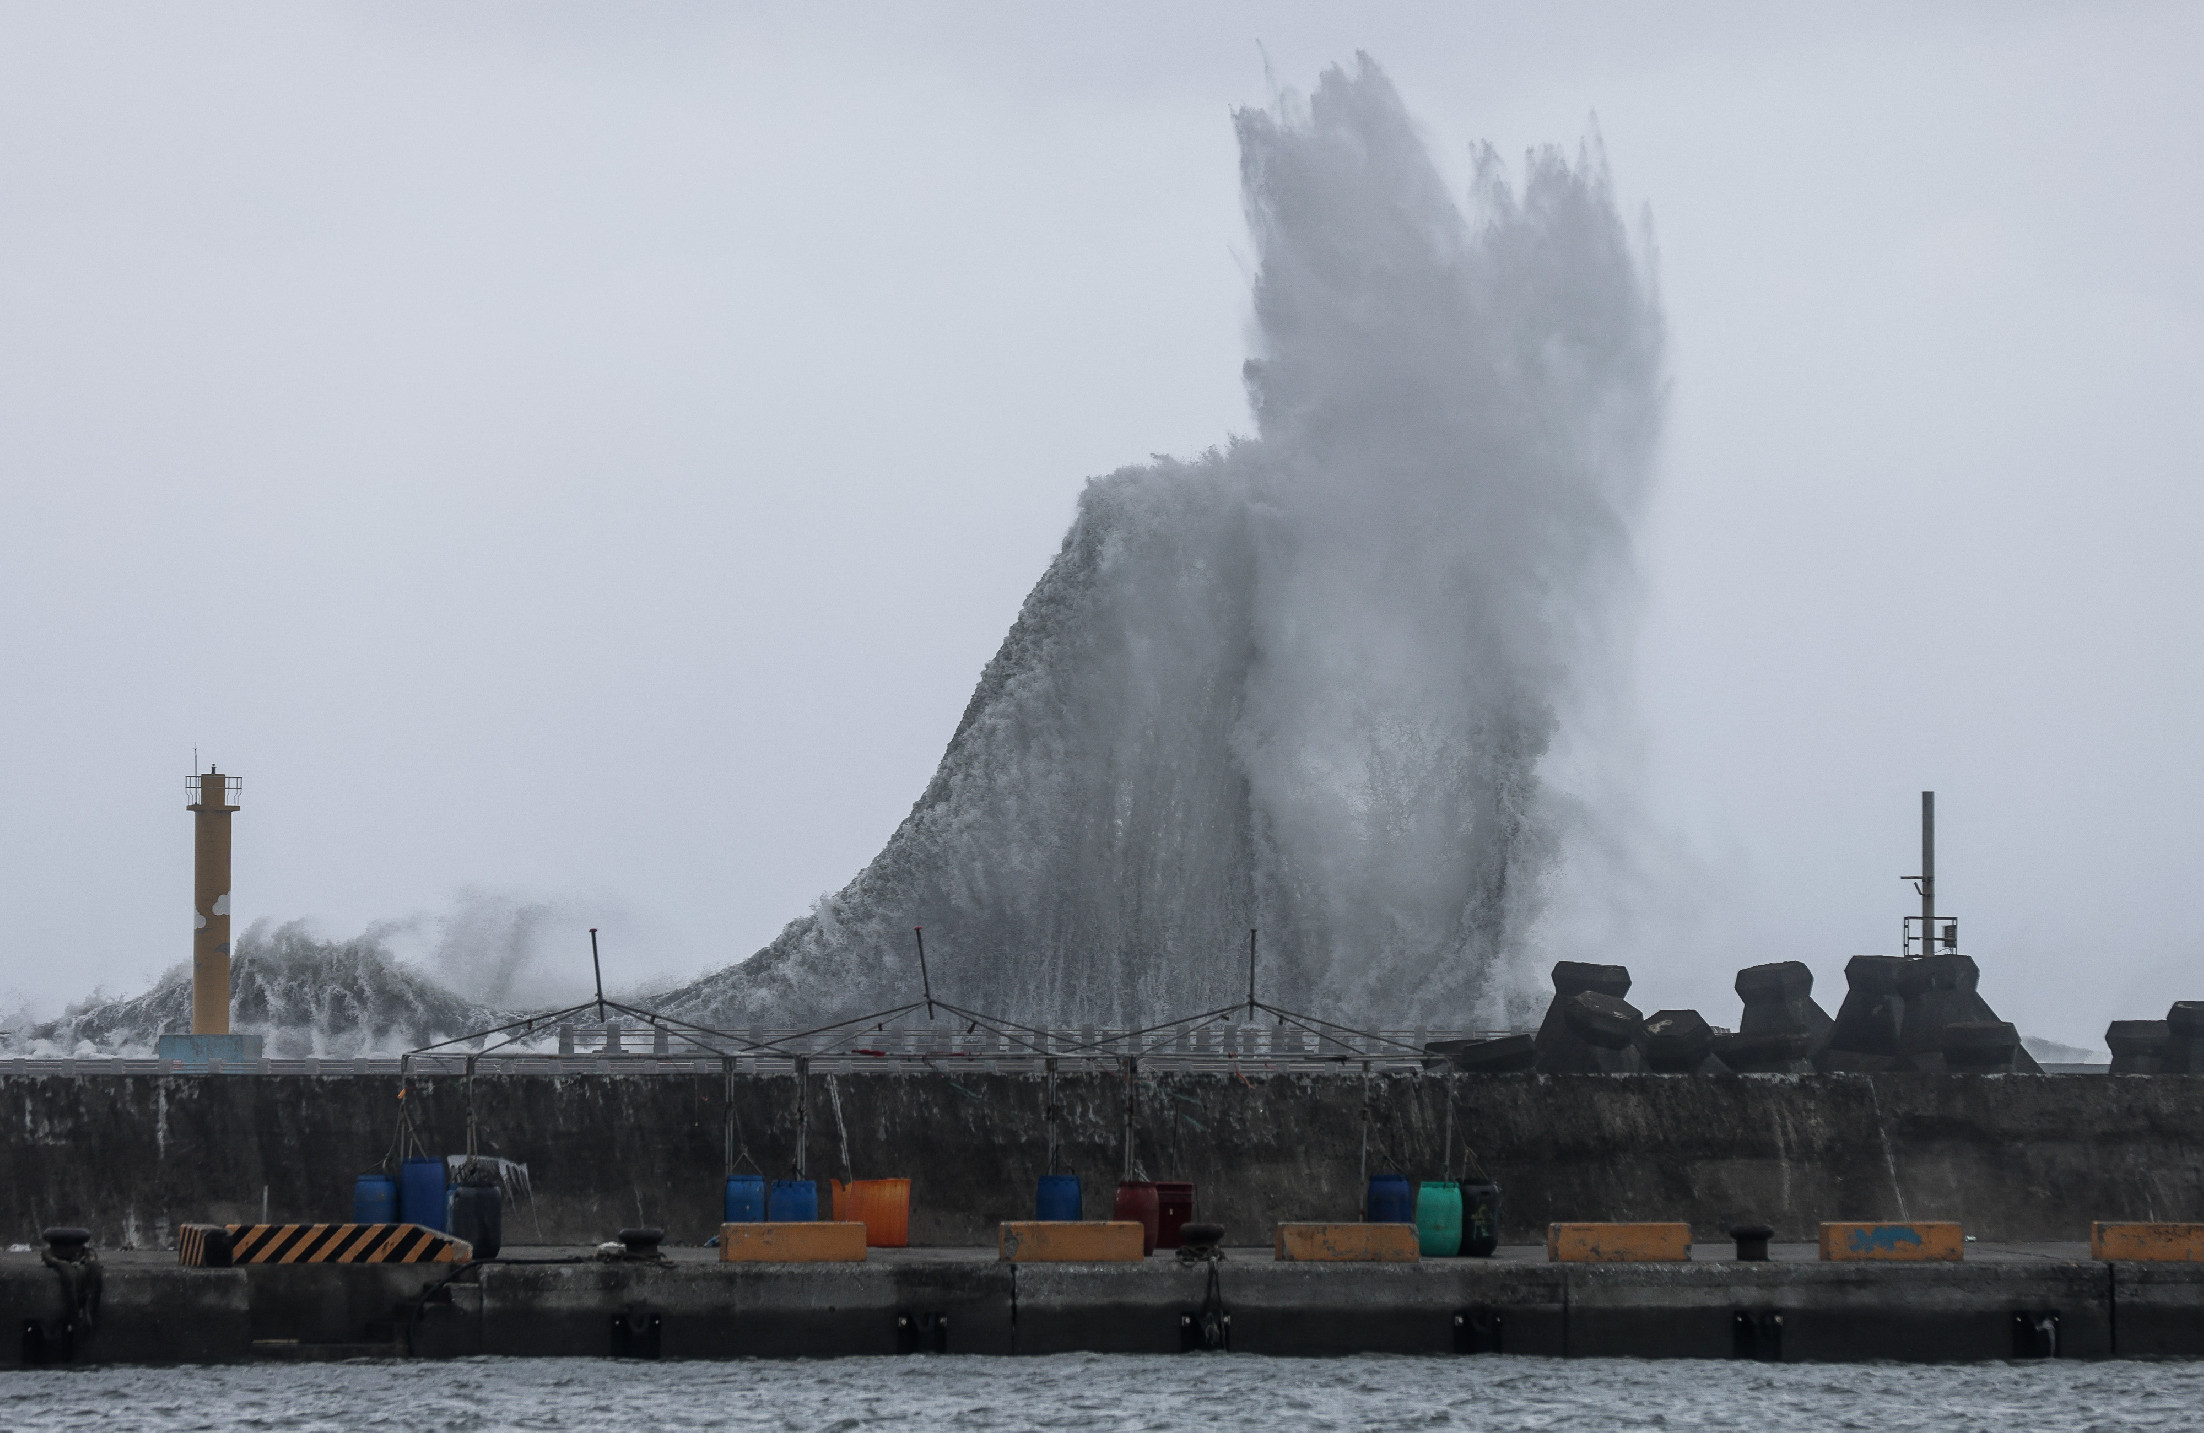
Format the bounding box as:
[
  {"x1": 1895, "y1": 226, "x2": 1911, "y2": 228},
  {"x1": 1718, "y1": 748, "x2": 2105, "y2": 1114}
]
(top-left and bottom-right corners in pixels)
[{"x1": 1532, "y1": 963, "x2": 1642, "y2": 1073}]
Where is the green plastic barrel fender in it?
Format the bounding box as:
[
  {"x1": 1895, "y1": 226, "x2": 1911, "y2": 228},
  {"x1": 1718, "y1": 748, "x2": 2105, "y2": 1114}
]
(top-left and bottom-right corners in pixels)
[{"x1": 1415, "y1": 1180, "x2": 1464, "y2": 1257}]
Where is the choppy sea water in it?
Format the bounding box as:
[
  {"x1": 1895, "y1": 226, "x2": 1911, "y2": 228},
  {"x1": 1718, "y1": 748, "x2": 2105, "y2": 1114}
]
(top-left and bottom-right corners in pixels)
[{"x1": 4, "y1": 1354, "x2": 2199, "y2": 1432}]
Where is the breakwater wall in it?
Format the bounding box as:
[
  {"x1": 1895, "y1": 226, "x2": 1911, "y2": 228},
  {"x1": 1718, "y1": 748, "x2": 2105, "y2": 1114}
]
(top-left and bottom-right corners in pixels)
[{"x1": 4, "y1": 1071, "x2": 2199, "y2": 1247}]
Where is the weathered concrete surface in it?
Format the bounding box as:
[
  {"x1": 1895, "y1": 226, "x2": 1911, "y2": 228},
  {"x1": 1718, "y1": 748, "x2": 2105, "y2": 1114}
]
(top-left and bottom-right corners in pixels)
[
  {"x1": 4, "y1": 1246, "x2": 2200, "y2": 1365},
  {"x1": 4, "y1": 1071, "x2": 2202, "y2": 1249}
]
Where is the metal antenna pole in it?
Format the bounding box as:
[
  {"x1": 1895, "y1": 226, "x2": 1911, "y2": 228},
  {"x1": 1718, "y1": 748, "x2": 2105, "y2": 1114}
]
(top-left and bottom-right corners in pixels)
[
  {"x1": 589, "y1": 927, "x2": 606, "y2": 1020},
  {"x1": 1920, "y1": 792, "x2": 1935, "y2": 958},
  {"x1": 914, "y1": 926, "x2": 935, "y2": 1020},
  {"x1": 1247, "y1": 928, "x2": 1258, "y2": 1018}
]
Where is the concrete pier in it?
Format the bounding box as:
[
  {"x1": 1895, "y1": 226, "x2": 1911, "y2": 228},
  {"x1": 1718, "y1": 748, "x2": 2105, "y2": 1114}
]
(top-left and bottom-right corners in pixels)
[
  {"x1": 7, "y1": 1243, "x2": 2204, "y2": 1365},
  {"x1": 10, "y1": 1066, "x2": 2203, "y2": 1364}
]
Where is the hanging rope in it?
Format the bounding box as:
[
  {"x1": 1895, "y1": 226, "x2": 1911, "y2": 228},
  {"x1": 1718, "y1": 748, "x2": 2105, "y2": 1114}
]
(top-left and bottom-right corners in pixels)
[
  {"x1": 462, "y1": 1054, "x2": 481, "y2": 1182},
  {"x1": 722, "y1": 1056, "x2": 761, "y2": 1178},
  {"x1": 383, "y1": 1056, "x2": 428, "y2": 1173}
]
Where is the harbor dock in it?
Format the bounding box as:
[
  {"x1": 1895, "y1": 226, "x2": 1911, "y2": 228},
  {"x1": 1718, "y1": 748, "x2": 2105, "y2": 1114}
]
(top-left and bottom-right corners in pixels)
[{"x1": 9, "y1": 1241, "x2": 2204, "y2": 1365}]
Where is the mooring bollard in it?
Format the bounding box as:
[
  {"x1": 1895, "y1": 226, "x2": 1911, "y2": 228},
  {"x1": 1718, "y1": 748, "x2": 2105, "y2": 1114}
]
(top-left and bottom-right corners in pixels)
[{"x1": 27, "y1": 1227, "x2": 101, "y2": 1366}]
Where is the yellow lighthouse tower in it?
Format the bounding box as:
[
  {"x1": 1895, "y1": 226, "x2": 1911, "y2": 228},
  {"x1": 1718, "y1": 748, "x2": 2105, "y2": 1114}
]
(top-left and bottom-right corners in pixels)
[{"x1": 156, "y1": 766, "x2": 263, "y2": 1068}]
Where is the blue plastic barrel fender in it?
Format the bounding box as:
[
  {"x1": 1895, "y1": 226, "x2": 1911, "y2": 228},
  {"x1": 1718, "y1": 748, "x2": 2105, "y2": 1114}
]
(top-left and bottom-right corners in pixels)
[
  {"x1": 1365, "y1": 1173, "x2": 1414, "y2": 1223},
  {"x1": 1036, "y1": 1173, "x2": 1082, "y2": 1221},
  {"x1": 353, "y1": 1172, "x2": 397, "y2": 1225},
  {"x1": 398, "y1": 1157, "x2": 447, "y2": 1232},
  {"x1": 769, "y1": 1178, "x2": 818, "y2": 1222},
  {"x1": 725, "y1": 1174, "x2": 767, "y2": 1223}
]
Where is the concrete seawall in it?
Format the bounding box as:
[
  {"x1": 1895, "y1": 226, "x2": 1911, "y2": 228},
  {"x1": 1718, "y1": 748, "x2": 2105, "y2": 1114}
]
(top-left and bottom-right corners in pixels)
[
  {"x1": 12, "y1": 1243, "x2": 2204, "y2": 1366},
  {"x1": 5, "y1": 1071, "x2": 2199, "y2": 1246}
]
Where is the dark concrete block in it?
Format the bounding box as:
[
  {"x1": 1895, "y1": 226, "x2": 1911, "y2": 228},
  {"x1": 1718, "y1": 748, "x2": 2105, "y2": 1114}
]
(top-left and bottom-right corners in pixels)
[
  {"x1": 1565, "y1": 1262, "x2": 2110, "y2": 1363},
  {"x1": 1736, "y1": 962, "x2": 1814, "y2": 1002},
  {"x1": 2112, "y1": 1261, "x2": 2204, "y2": 1356},
  {"x1": 1427, "y1": 1033, "x2": 1537, "y2": 1073},
  {"x1": 1536, "y1": 981, "x2": 1645, "y2": 1073},
  {"x1": 1563, "y1": 1264, "x2": 1748, "y2": 1359},
  {"x1": 1643, "y1": 1010, "x2": 1723, "y2": 1074},
  {"x1": 887, "y1": 1260, "x2": 1017, "y2": 1354},
  {"x1": 1564, "y1": 994, "x2": 1644, "y2": 1051},
  {"x1": 1012, "y1": 1262, "x2": 1210, "y2": 1354},
  {"x1": 2106, "y1": 1020, "x2": 2169, "y2": 1075},
  {"x1": 1550, "y1": 963, "x2": 1631, "y2": 999},
  {"x1": 0, "y1": 1264, "x2": 253, "y2": 1367},
  {"x1": 1896, "y1": 957, "x2": 2038, "y2": 1071},
  {"x1": 1820, "y1": 955, "x2": 2040, "y2": 1073},
  {"x1": 1821, "y1": 956, "x2": 1910, "y2": 1069},
  {"x1": 1735, "y1": 961, "x2": 1834, "y2": 1060},
  {"x1": 1942, "y1": 1021, "x2": 2022, "y2": 1073},
  {"x1": 2162, "y1": 1005, "x2": 2204, "y2": 1074},
  {"x1": 1712, "y1": 1031, "x2": 1816, "y2": 1074},
  {"x1": 1227, "y1": 1262, "x2": 1565, "y2": 1357},
  {"x1": 477, "y1": 1262, "x2": 907, "y2": 1359},
  {"x1": 240, "y1": 1264, "x2": 432, "y2": 1346}
]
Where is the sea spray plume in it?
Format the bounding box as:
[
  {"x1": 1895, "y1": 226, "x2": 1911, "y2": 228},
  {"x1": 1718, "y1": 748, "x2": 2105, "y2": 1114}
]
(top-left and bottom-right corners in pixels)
[
  {"x1": 1231, "y1": 67, "x2": 1663, "y2": 1023},
  {"x1": 25, "y1": 918, "x2": 510, "y2": 1057},
  {"x1": 402, "y1": 887, "x2": 575, "y2": 1009},
  {"x1": 659, "y1": 459, "x2": 1263, "y2": 1028},
  {"x1": 654, "y1": 56, "x2": 1662, "y2": 1029}
]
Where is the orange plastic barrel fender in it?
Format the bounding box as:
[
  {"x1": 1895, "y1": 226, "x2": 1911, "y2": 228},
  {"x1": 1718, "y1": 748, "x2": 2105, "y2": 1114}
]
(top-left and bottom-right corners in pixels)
[{"x1": 847, "y1": 1178, "x2": 911, "y2": 1248}]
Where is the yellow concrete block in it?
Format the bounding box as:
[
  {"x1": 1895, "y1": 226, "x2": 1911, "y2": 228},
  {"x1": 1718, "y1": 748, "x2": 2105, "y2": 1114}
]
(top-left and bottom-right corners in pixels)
[
  {"x1": 1545, "y1": 1222, "x2": 1693, "y2": 1263},
  {"x1": 1818, "y1": 1221, "x2": 1963, "y2": 1261},
  {"x1": 1274, "y1": 1223, "x2": 1421, "y2": 1262},
  {"x1": 2092, "y1": 1222, "x2": 2204, "y2": 1261},
  {"x1": 998, "y1": 1221, "x2": 1146, "y2": 1262},
  {"x1": 718, "y1": 1222, "x2": 868, "y2": 1263}
]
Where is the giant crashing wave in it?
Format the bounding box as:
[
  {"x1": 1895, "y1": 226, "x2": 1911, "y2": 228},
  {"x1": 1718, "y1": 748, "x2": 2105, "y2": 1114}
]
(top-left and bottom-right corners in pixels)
[
  {"x1": 21, "y1": 918, "x2": 512, "y2": 1058},
  {"x1": 655, "y1": 57, "x2": 1664, "y2": 1032}
]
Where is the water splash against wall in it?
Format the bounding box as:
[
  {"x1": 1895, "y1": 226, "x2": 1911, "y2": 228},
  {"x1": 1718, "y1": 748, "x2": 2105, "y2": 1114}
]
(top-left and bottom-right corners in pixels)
[
  {"x1": 23, "y1": 918, "x2": 512, "y2": 1057},
  {"x1": 659, "y1": 57, "x2": 1663, "y2": 1029}
]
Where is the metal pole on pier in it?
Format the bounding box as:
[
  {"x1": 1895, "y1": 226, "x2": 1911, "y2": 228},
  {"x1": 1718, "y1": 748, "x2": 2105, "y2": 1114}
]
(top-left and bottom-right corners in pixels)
[
  {"x1": 795, "y1": 1055, "x2": 810, "y2": 1181},
  {"x1": 1919, "y1": 792, "x2": 1935, "y2": 958},
  {"x1": 1044, "y1": 1058, "x2": 1059, "y2": 1176},
  {"x1": 915, "y1": 927, "x2": 935, "y2": 1021},
  {"x1": 1120, "y1": 1056, "x2": 1137, "y2": 1182}
]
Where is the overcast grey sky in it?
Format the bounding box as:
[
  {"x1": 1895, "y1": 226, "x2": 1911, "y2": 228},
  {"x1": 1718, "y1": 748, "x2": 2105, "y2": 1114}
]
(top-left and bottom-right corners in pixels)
[{"x1": 3, "y1": 3, "x2": 2199, "y2": 1045}]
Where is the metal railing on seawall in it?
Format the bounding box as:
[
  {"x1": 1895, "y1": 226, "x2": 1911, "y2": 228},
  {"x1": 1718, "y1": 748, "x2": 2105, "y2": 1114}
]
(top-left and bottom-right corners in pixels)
[{"x1": 0, "y1": 1026, "x2": 1515, "y2": 1077}]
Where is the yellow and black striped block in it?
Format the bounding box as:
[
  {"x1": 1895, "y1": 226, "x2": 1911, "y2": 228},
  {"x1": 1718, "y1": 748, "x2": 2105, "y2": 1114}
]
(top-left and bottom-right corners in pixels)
[{"x1": 178, "y1": 1222, "x2": 472, "y2": 1267}]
